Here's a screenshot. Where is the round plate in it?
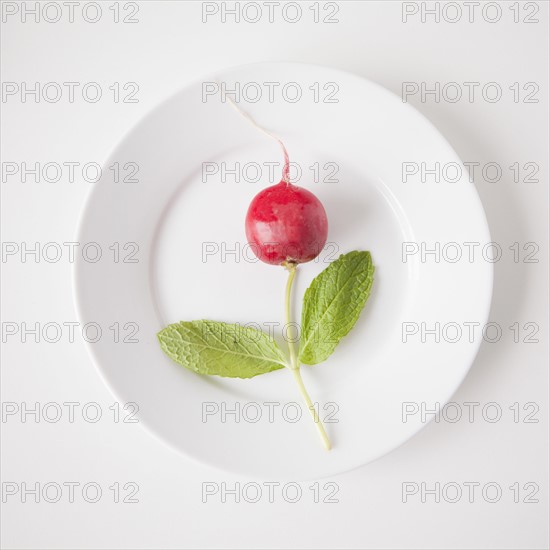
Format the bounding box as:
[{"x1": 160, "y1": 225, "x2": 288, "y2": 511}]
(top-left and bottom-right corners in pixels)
[{"x1": 74, "y1": 62, "x2": 492, "y2": 479}]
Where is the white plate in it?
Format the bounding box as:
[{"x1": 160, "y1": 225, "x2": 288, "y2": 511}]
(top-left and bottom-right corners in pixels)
[{"x1": 74, "y1": 62, "x2": 492, "y2": 479}]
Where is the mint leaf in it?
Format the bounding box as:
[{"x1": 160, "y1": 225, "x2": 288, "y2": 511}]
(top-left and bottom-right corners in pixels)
[
  {"x1": 157, "y1": 320, "x2": 288, "y2": 379},
  {"x1": 298, "y1": 251, "x2": 375, "y2": 365}
]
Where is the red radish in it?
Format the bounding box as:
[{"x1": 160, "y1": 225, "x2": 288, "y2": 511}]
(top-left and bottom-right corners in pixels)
[
  {"x1": 245, "y1": 139, "x2": 328, "y2": 265},
  {"x1": 245, "y1": 180, "x2": 328, "y2": 266}
]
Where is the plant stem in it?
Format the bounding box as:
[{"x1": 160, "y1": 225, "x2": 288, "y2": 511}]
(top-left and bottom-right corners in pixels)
[
  {"x1": 284, "y1": 262, "x2": 331, "y2": 451},
  {"x1": 284, "y1": 262, "x2": 299, "y2": 370}
]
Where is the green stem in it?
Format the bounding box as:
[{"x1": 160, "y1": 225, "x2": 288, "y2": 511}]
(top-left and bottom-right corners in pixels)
[
  {"x1": 284, "y1": 262, "x2": 331, "y2": 451},
  {"x1": 284, "y1": 263, "x2": 299, "y2": 370}
]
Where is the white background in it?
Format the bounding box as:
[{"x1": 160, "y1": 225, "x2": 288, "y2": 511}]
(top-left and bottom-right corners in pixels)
[{"x1": 1, "y1": 1, "x2": 549, "y2": 549}]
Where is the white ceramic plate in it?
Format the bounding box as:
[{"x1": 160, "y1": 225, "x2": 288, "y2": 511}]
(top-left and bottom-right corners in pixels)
[{"x1": 74, "y1": 62, "x2": 492, "y2": 479}]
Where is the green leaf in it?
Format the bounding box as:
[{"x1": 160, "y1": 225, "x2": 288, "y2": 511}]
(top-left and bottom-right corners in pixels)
[
  {"x1": 298, "y1": 251, "x2": 375, "y2": 365},
  {"x1": 157, "y1": 320, "x2": 288, "y2": 379}
]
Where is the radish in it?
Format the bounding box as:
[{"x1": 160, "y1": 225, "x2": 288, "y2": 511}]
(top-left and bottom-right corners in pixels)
[
  {"x1": 228, "y1": 98, "x2": 332, "y2": 449},
  {"x1": 245, "y1": 145, "x2": 328, "y2": 266}
]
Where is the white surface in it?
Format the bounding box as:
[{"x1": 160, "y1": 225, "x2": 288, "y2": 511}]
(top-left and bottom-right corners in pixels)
[{"x1": 1, "y1": 1, "x2": 548, "y2": 549}]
